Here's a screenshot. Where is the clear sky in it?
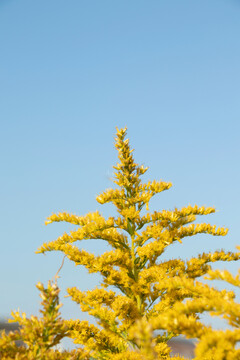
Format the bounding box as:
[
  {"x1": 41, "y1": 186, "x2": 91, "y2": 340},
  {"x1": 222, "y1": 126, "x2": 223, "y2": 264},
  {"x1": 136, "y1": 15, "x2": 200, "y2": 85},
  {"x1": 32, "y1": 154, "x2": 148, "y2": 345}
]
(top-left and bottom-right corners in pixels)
[{"x1": 0, "y1": 0, "x2": 240, "y2": 332}]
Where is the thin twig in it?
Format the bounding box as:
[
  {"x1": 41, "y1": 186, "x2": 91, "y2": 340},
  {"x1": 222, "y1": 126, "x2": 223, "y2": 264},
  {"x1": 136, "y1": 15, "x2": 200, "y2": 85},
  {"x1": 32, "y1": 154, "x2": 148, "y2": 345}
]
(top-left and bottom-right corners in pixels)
[{"x1": 52, "y1": 255, "x2": 67, "y2": 282}]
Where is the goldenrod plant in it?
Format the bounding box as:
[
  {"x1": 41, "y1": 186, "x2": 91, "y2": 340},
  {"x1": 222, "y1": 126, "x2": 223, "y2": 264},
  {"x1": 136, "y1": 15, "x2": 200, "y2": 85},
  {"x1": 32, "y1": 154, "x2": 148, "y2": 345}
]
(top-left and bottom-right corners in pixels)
[
  {"x1": 0, "y1": 280, "x2": 86, "y2": 359},
  {"x1": 1, "y1": 127, "x2": 239, "y2": 359}
]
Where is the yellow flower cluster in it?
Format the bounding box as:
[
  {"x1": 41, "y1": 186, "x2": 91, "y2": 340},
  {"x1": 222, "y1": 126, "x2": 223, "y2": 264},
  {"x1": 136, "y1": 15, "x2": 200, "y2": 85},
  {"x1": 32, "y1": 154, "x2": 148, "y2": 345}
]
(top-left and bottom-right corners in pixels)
[
  {"x1": 0, "y1": 281, "x2": 87, "y2": 359},
  {"x1": 1, "y1": 127, "x2": 239, "y2": 359}
]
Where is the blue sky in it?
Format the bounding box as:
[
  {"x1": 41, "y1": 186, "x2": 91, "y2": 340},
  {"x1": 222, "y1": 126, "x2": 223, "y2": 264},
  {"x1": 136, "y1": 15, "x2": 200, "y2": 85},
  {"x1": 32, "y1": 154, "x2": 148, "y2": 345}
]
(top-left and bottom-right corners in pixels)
[{"x1": 0, "y1": 0, "x2": 240, "y2": 332}]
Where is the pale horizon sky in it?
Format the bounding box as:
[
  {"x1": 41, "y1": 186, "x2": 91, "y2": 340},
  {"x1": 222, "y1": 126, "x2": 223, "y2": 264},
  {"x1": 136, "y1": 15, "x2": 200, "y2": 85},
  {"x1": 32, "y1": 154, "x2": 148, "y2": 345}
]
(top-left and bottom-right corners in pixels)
[{"x1": 0, "y1": 0, "x2": 239, "y2": 333}]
